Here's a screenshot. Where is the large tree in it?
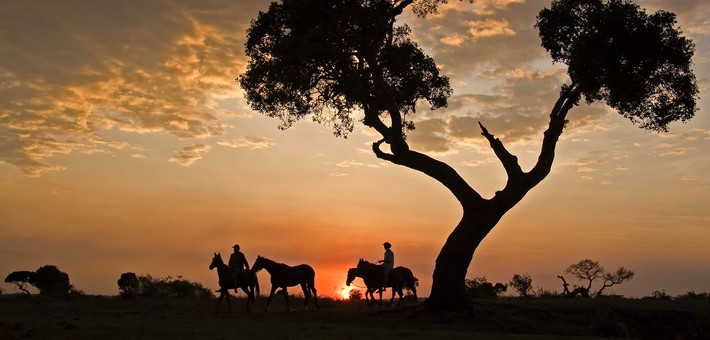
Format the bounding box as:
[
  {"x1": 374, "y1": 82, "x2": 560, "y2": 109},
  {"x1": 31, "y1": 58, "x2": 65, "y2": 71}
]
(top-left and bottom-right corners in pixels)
[{"x1": 239, "y1": 0, "x2": 697, "y2": 310}]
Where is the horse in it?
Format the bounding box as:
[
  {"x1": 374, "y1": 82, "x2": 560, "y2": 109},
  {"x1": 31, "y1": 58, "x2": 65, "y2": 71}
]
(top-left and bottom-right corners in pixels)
[
  {"x1": 251, "y1": 256, "x2": 319, "y2": 311},
  {"x1": 208, "y1": 252, "x2": 260, "y2": 313},
  {"x1": 347, "y1": 258, "x2": 418, "y2": 307}
]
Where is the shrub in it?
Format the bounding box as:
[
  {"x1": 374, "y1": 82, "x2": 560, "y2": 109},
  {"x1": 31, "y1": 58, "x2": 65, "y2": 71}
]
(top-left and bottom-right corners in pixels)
[
  {"x1": 348, "y1": 289, "x2": 362, "y2": 301},
  {"x1": 465, "y1": 277, "x2": 506, "y2": 299}
]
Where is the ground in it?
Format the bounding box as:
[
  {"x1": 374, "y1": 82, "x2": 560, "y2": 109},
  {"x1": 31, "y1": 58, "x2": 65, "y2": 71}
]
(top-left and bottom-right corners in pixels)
[{"x1": 0, "y1": 294, "x2": 708, "y2": 339}]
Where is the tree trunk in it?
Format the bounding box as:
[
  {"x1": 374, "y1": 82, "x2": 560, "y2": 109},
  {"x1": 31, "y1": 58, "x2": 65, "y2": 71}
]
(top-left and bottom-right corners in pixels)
[{"x1": 425, "y1": 209, "x2": 500, "y2": 310}]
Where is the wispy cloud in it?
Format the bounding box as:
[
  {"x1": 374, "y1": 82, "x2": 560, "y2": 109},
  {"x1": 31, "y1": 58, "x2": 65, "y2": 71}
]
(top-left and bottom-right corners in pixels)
[
  {"x1": 217, "y1": 137, "x2": 274, "y2": 150},
  {"x1": 169, "y1": 144, "x2": 211, "y2": 167}
]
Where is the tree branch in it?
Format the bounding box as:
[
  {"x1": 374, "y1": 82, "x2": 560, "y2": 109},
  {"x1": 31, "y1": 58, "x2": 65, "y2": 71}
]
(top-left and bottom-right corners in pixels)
[
  {"x1": 479, "y1": 121, "x2": 524, "y2": 180},
  {"x1": 372, "y1": 140, "x2": 484, "y2": 206}
]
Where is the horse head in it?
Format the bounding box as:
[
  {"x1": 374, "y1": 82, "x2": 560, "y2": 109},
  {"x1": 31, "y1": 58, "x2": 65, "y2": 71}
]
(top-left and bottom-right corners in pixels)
[
  {"x1": 209, "y1": 252, "x2": 223, "y2": 270},
  {"x1": 346, "y1": 268, "x2": 357, "y2": 286},
  {"x1": 252, "y1": 255, "x2": 264, "y2": 272}
]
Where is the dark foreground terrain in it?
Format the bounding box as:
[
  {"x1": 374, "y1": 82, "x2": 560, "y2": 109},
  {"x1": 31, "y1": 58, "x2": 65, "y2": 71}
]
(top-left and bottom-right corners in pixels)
[{"x1": 1, "y1": 294, "x2": 708, "y2": 339}]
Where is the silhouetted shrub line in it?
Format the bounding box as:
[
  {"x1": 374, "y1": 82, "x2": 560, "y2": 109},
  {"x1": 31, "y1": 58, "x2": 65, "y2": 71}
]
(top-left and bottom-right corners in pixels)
[{"x1": 117, "y1": 272, "x2": 213, "y2": 300}]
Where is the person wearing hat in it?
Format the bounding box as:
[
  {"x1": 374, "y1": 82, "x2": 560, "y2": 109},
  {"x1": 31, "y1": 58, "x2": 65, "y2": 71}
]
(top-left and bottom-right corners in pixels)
[
  {"x1": 228, "y1": 244, "x2": 250, "y2": 291},
  {"x1": 377, "y1": 242, "x2": 394, "y2": 290}
]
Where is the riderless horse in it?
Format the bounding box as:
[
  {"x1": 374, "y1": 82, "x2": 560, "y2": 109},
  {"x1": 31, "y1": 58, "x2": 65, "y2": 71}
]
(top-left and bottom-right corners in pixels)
[
  {"x1": 252, "y1": 256, "x2": 319, "y2": 311},
  {"x1": 347, "y1": 258, "x2": 418, "y2": 307},
  {"x1": 209, "y1": 252, "x2": 260, "y2": 313}
]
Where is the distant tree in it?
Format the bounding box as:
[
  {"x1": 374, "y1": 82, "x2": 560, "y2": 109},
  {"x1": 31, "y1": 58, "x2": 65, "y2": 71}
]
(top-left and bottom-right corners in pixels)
[
  {"x1": 596, "y1": 267, "x2": 635, "y2": 297},
  {"x1": 565, "y1": 259, "x2": 605, "y2": 292},
  {"x1": 348, "y1": 289, "x2": 363, "y2": 301},
  {"x1": 117, "y1": 272, "x2": 140, "y2": 299},
  {"x1": 240, "y1": 0, "x2": 697, "y2": 310},
  {"x1": 33, "y1": 265, "x2": 71, "y2": 296},
  {"x1": 464, "y1": 277, "x2": 506, "y2": 299},
  {"x1": 509, "y1": 273, "x2": 533, "y2": 297},
  {"x1": 561, "y1": 259, "x2": 634, "y2": 297},
  {"x1": 4, "y1": 271, "x2": 36, "y2": 295}
]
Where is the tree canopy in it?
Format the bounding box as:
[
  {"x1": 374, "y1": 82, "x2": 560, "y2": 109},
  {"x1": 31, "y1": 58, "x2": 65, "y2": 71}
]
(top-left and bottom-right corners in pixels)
[
  {"x1": 536, "y1": 0, "x2": 698, "y2": 132},
  {"x1": 239, "y1": 0, "x2": 453, "y2": 142}
]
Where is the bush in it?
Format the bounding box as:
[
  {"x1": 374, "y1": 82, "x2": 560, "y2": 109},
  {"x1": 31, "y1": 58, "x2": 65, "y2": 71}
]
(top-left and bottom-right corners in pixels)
[
  {"x1": 348, "y1": 289, "x2": 363, "y2": 301},
  {"x1": 465, "y1": 277, "x2": 506, "y2": 299},
  {"x1": 117, "y1": 273, "x2": 140, "y2": 299},
  {"x1": 509, "y1": 273, "x2": 533, "y2": 297}
]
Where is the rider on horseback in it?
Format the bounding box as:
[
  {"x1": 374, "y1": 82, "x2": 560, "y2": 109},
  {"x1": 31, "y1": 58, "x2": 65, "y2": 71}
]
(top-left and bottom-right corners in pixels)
[
  {"x1": 229, "y1": 244, "x2": 250, "y2": 289},
  {"x1": 377, "y1": 242, "x2": 394, "y2": 291}
]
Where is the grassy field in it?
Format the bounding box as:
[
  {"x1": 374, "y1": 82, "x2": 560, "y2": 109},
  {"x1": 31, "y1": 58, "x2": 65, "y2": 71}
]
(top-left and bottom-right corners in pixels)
[{"x1": 1, "y1": 294, "x2": 708, "y2": 339}]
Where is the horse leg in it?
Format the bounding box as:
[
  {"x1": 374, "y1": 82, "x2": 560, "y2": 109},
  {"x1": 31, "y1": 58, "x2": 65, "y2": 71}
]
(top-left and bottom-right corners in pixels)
[
  {"x1": 216, "y1": 290, "x2": 223, "y2": 313},
  {"x1": 389, "y1": 288, "x2": 397, "y2": 307},
  {"x1": 226, "y1": 290, "x2": 232, "y2": 313},
  {"x1": 300, "y1": 283, "x2": 309, "y2": 310},
  {"x1": 311, "y1": 286, "x2": 319, "y2": 309},
  {"x1": 265, "y1": 285, "x2": 277, "y2": 312},
  {"x1": 378, "y1": 288, "x2": 383, "y2": 307},
  {"x1": 240, "y1": 285, "x2": 251, "y2": 313},
  {"x1": 283, "y1": 287, "x2": 290, "y2": 312}
]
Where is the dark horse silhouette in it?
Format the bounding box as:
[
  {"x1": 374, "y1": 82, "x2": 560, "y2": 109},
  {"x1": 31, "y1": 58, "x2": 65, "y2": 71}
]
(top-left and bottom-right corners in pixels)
[
  {"x1": 347, "y1": 258, "x2": 418, "y2": 307},
  {"x1": 209, "y1": 252, "x2": 260, "y2": 313},
  {"x1": 252, "y1": 256, "x2": 319, "y2": 311}
]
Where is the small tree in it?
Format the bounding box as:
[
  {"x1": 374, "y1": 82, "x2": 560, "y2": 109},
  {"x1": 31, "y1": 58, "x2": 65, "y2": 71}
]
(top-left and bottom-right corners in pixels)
[
  {"x1": 509, "y1": 273, "x2": 533, "y2": 297},
  {"x1": 117, "y1": 272, "x2": 140, "y2": 299},
  {"x1": 565, "y1": 259, "x2": 605, "y2": 291},
  {"x1": 4, "y1": 271, "x2": 36, "y2": 295},
  {"x1": 33, "y1": 265, "x2": 71, "y2": 296},
  {"x1": 561, "y1": 259, "x2": 634, "y2": 297}
]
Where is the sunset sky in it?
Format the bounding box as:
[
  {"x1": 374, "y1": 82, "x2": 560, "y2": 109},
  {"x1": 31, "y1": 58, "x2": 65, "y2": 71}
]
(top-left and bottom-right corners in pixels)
[{"x1": 1, "y1": 0, "x2": 708, "y2": 299}]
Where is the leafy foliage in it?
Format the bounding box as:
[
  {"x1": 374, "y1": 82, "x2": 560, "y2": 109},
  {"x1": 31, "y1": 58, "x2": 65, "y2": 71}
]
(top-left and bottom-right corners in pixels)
[
  {"x1": 117, "y1": 273, "x2": 214, "y2": 300},
  {"x1": 509, "y1": 273, "x2": 534, "y2": 297},
  {"x1": 464, "y1": 277, "x2": 507, "y2": 299},
  {"x1": 117, "y1": 272, "x2": 140, "y2": 299},
  {"x1": 33, "y1": 265, "x2": 71, "y2": 296},
  {"x1": 239, "y1": 0, "x2": 452, "y2": 138},
  {"x1": 536, "y1": 0, "x2": 697, "y2": 132}
]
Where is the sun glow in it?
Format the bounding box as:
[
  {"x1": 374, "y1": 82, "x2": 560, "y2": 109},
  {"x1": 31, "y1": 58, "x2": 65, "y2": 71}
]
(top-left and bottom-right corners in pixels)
[{"x1": 340, "y1": 286, "x2": 353, "y2": 300}]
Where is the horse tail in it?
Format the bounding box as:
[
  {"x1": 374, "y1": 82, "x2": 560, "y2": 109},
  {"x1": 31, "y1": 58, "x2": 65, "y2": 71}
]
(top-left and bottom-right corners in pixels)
[{"x1": 405, "y1": 269, "x2": 418, "y2": 291}]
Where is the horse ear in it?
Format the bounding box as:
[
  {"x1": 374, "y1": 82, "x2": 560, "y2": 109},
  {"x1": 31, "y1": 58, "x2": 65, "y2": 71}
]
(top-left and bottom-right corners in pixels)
[{"x1": 214, "y1": 252, "x2": 217, "y2": 256}]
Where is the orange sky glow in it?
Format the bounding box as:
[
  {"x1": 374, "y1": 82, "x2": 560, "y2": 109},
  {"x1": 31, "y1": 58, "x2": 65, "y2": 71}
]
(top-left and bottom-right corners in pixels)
[{"x1": 1, "y1": 0, "x2": 709, "y2": 299}]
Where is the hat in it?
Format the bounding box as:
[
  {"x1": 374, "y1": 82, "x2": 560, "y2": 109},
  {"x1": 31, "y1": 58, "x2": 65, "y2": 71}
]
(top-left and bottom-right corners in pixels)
[
  {"x1": 383, "y1": 242, "x2": 391, "y2": 248},
  {"x1": 232, "y1": 244, "x2": 240, "y2": 250}
]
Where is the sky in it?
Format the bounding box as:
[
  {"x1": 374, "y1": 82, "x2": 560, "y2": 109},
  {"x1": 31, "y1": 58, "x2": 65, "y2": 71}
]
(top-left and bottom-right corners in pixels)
[{"x1": 1, "y1": 0, "x2": 708, "y2": 299}]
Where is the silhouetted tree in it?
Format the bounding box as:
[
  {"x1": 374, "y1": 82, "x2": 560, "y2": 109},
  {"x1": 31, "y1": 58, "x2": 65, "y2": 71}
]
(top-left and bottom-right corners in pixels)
[
  {"x1": 509, "y1": 273, "x2": 533, "y2": 297},
  {"x1": 239, "y1": 0, "x2": 697, "y2": 310},
  {"x1": 117, "y1": 272, "x2": 140, "y2": 299},
  {"x1": 33, "y1": 265, "x2": 71, "y2": 296},
  {"x1": 4, "y1": 271, "x2": 36, "y2": 295},
  {"x1": 561, "y1": 259, "x2": 634, "y2": 297},
  {"x1": 565, "y1": 259, "x2": 605, "y2": 292},
  {"x1": 596, "y1": 267, "x2": 634, "y2": 296}
]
